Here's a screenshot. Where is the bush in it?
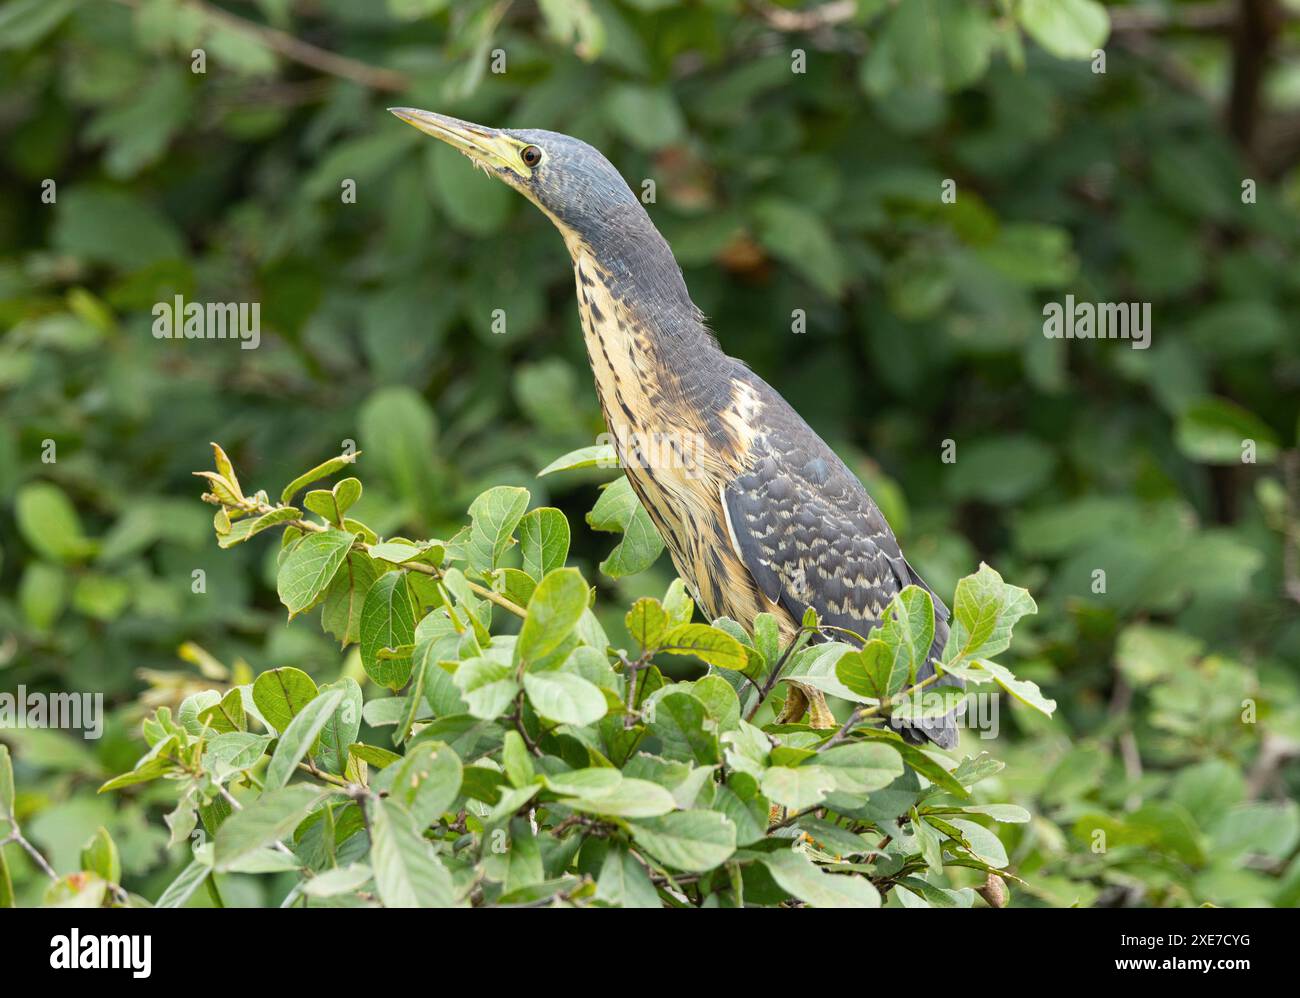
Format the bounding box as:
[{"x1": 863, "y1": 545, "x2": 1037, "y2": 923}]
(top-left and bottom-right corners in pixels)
[{"x1": 0, "y1": 444, "x2": 1047, "y2": 908}]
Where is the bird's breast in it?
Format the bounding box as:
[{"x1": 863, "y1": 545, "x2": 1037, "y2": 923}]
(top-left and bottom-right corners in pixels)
[{"x1": 569, "y1": 251, "x2": 791, "y2": 635}]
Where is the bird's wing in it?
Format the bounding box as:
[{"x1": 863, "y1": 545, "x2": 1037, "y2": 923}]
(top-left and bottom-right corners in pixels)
[{"x1": 721, "y1": 391, "x2": 958, "y2": 747}]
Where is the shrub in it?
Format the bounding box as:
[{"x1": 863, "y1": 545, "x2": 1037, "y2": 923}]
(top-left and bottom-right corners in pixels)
[{"x1": 9, "y1": 444, "x2": 1051, "y2": 909}]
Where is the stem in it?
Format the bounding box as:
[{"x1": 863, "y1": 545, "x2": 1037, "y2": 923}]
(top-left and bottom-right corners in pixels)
[
  {"x1": 744, "y1": 624, "x2": 818, "y2": 722},
  {"x1": 819, "y1": 672, "x2": 945, "y2": 751},
  {"x1": 2, "y1": 831, "x2": 58, "y2": 881},
  {"x1": 299, "y1": 760, "x2": 350, "y2": 788}
]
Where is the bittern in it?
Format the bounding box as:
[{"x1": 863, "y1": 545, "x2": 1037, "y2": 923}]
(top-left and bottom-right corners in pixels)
[{"x1": 391, "y1": 108, "x2": 961, "y2": 747}]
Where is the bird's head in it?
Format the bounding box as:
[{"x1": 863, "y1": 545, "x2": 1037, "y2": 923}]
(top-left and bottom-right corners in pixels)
[{"x1": 389, "y1": 107, "x2": 642, "y2": 249}]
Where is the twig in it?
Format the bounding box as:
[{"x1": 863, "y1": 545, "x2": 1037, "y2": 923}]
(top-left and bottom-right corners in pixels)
[
  {"x1": 1109, "y1": 2, "x2": 1238, "y2": 33},
  {"x1": 744, "y1": 624, "x2": 818, "y2": 722},
  {"x1": 1245, "y1": 731, "x2": 1300, "y2": 799},
  {"x1": 1282, "y1": 451, "x2": 1300, "y2": 605},
  {"x1": 2, "y1": 830, "x2": 58, "y2": 881},
  {"x1": 818, "y1": 672, "x2": 944, "y2": 750},
  {"x1": 747, "y1": 0, "x2": 856, "y2": 32},
  {"x1": 1227, "y1": 0, "x2": 1282, "y2": 158},
  {"x1": 111, "y1": 0, "x2": 410, "y2": 92}
]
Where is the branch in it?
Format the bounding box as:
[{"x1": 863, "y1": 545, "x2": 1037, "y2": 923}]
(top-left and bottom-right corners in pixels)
[
  {"x1": 112, "y1": 0, "x2": 410, "y2": 92},
  {"x1": 1226, "y1": 0, "x2": 1283, "y2": 157},
  {"x1": 2, "y1": 830, "x2": 58, "y2": 882},
  {"x1": 1282, "y1": 451, "x2": 1300, "y2": 606},
  {"x1": 746, "y1": 0, "x2": 856, "y2": 32},
  {"x1": 1109, "y1": 2, "x2": 1239, "y2": 33},
  {"x1": 819, "y1": 671, "x2": 945, "y2": 751}
]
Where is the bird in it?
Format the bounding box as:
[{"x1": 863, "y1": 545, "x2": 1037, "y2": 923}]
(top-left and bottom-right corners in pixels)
[{"x1": 389, "y1": 108, "x2": 961, "y2": 748}]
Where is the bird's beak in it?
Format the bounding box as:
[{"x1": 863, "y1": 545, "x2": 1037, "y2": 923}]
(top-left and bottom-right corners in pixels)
[{"x1": 388, "y1": 107, "x2": 522, "y2": 173}]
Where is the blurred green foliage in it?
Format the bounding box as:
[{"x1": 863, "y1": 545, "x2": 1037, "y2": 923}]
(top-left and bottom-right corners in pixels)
[{"x1": 1, "y1": 0, "x2": 1299, "y2": 907}]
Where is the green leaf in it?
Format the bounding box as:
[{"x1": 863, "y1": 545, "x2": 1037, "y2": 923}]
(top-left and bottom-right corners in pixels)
[
  {"x1": 560, "y1": 778, "x2": 677, "y2": 819},
  {"x1": 543, "y1": 768, "x2": 622, "y2": 797},
  {"x1": 538, "y1": 444, "x2": 618, "y2": 476},
  {"x1": 214, "y1": 784, "x2": 327, "y2": 872},
  {"x1": 950, "y1": 658, "x2": 1056, "y2": 716},
  {"x1": 519, "y1": 507, "x2": 570, "y2": 581},
  {"x1": 836, "y1": 639, "x2": 902, "y2": 701},
  {"x1": 0, "y1": 0, "x2": 81, "y2": 51},
  {"x1": 466, "y1": 486, "x2": 530, "y2": 573},
  {"x1": 264, "y1": 688, "x2": 344, "y2": 791},
  {"x1": 1016, "y1": 0, "x2": 1109, "y2": 60},
  {"x1": 252, "y1": 667, "x2": 319, "y2": 735},
  {"x1": 276, "y1": 528, "x2": 356, "y2": 616},
  {"x1": 15, "y1": 482, "x2": 95, "y2": 561},
  {"x1": 596, "y1": 845, "x2": 660, "y2": 907},
  {"x1": 625, "y1": 597, "x2": 669, "y2": 650},
  {"x1": 367, "y1": 798, "x2": 456, "y2": 908},
  {"x1": 878, "y1": 0, "x2": 996, "y2": 92},
  {"x1": 523, "y1": 671, "x2": 607, "y2": 725},
  {"x1": 946, "y1": 436, "x2": 1056, "y2": 504},
  {"x1": 502, "y1": 731, "x2": 535, "y2": 788},
  {"x1": 0, "y1": 745, "x2": 14, "y2": 839},
  {"x1": 602, "y1": 84, "x2": 685, "y2": 150},
  {"x1": 453, "y1": 657, "x2": 519, "y2": 720},
  {"x1": 315, "y1": 678, "x2": 363, "y2": 775},
  {"x1": 874, "y1": 733, "x2": 971, "y2": 799},
  {"x1": 1175, "y1": 397, "x2": 1279, "y2": 465},
  {"x1": 752, "y1": 197, "x2": 846, "y2": 298},
  {"x1": 628, "y1": 811, "x2": 737, "y2": 872},
  {"x1": 812, "y1": 742, "x2": 905, "y2": 793},
  {"x1": 940, "y1": 817, "x2": 1009, "y2": 868},
  {"x1": 586, "y1": 476, "x2": 664, "y2": 578},
  {"x1": 517, "y1": 567, "x2": 588, "y2": 664},
  {"x1": 878, "y1": 586, "x2": 936, "y2": 684},
  {"x1": 302, "y1": 863, "x2": 373, "y2": 899},
  {"x1": 155, "y1": 859, "x2": 209, "y2": 909},
  {"x1": 659, "y1": 623, "x2": 749, "y2": 670},
  {"x1": 280, "y1": 452, "x2": 361, "y2": 504},
  {"x1": 943, "y1": 563, "x2": 1037, "y2": 669},
  {"x1": 648, "y1": 691, "x2": 719, "y2": 764},
  {"x1": 54, "y1": 186, "x2": 185, "y2": 269},
  {"x1": 204, "y1": 732, "x2": 273, "y2": 771},
  {"x1": 80, "y1": 827, "x2": 121, "y2": 884},
  {"x1": 380, "y1": 740, "x2": 463, "y2": 827},
  {"x1": 217, "y1": 506, "x2": 300, "y2": 549},
  {"x1": 891, "y1": 686, "x2": 969, "y2": 720},
  {"x1": 350, "y1": 743, "x2": 403, "y2": 770},
  {"x1": 761, "y1": 849, "x2": 881, "y2": 908},
  {"x1": 761, "y1": 765, "x2": 836, "y2": 811},
  {"x1": 691, "y1": 674, "x2": 741, "y2": 732},
  {"x1": 960, "y1": 804, "x2": 1031, "y2": 823},
  {"x1": 359, "y1": 387, "x2": 439, "y2": 520},
  {"x1": 360, "y1": 571, "x2": 416, "y2": 689},
  {"x1": 429, "y1": 140, "x2": 516, "y2": 236}
]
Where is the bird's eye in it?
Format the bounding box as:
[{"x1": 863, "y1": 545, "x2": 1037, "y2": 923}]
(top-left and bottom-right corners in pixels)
[{"x1": 520, "y1": 145, "x2": 543, "y2": 168}]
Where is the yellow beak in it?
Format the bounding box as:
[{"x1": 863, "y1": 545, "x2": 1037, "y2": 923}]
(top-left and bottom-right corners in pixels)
[{"x1": 388, "y1": 107, "x2": 522, "y2": 174}]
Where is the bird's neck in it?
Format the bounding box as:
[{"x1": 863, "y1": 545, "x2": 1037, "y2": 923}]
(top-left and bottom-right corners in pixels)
[{"x1": 560, "y1": 213, "x2": 725, "y2": 363}]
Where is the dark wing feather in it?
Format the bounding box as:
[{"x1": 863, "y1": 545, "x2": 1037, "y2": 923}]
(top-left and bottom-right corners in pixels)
[{"x1": 723, "y1": 379, "x2": 960, "y2": 748}]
